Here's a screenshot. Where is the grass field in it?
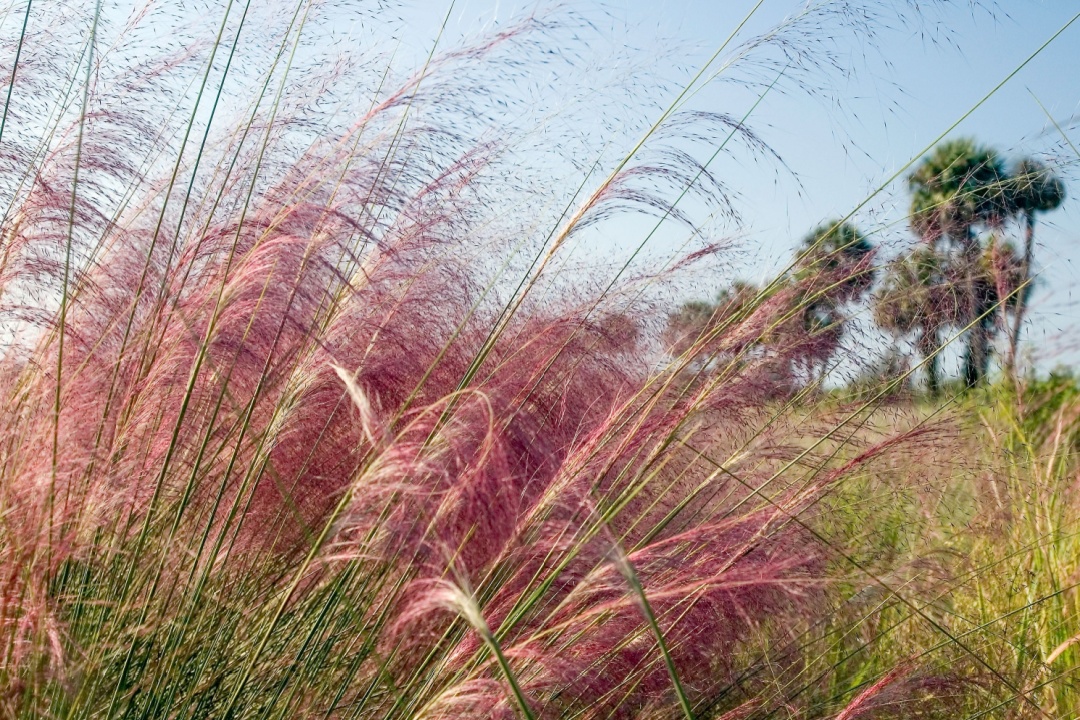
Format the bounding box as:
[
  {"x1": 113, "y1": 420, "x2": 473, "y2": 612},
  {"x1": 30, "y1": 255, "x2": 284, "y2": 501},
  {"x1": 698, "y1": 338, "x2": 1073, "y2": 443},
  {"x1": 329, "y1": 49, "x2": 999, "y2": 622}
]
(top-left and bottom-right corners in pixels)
[{"x1": 2, "y1": 1, "x2": 1079, "y2": 718}]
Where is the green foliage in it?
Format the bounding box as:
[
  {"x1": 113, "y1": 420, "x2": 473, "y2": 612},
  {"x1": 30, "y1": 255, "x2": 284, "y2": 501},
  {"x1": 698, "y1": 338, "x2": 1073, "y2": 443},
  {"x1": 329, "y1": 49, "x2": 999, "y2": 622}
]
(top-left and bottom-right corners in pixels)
[
  {"x1": 878, "y1": 138, "x2": 1067, "y2": 391},
  {"x1": 666, "y1": 220, "x2": 877, "y2": 389},
  {"x1": 874, "y1": 247, "x2": 948, "y2": 336},
  {"x1": 1013, "y1": 368, "x2": 1080, "y2": 444},
  {"x1": 5, "y1": 2, "x2": 1080, "y2": 719},
  {"x1": 1009, "y1": 158, "x2": 1067, "y2": 215},
  {"x1": 908, "y1": 138, "x2": 1011, "y2": 247},
  {"x1": 873, "y1": 248, "x2": 950, "y2": 395},
  {"x1": 796, "y1": 220, "x2": 877, "y2": 301},
  {"x1": 809, "y1": 387, "x2": 1080, "y2": 718},
  {"x1": 1005, "y1": 158, "x2": 1067, "y2": 375}
]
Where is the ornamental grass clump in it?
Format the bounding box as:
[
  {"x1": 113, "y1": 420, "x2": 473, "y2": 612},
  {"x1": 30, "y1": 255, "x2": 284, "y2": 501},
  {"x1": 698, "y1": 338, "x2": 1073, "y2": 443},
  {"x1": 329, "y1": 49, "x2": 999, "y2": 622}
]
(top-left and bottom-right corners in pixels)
[{"x1": 0, "y1": 1, "x2": 1031, "y2": 718}]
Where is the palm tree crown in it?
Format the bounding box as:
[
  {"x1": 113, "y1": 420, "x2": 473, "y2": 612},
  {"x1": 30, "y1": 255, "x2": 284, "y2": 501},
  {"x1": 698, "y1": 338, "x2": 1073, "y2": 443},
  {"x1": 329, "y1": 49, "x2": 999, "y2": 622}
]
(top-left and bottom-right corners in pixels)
[
  {"x1": 1009, "y1": 158, "x2": 1066, "y2": 215},
  {"x1": 909, "y1": 139, "x2": 1010, "y2": 249},
  {"x1": 795, "y1": 220, "x2": 876, "y2": 301}
]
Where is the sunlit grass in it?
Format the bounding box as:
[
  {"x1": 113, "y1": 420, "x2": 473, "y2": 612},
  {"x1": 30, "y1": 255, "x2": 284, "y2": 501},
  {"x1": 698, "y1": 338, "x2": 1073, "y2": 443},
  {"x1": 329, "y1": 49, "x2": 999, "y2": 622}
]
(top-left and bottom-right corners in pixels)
[{"x1": 1, "y1": 1, "x2": 1079, "y2": 719}]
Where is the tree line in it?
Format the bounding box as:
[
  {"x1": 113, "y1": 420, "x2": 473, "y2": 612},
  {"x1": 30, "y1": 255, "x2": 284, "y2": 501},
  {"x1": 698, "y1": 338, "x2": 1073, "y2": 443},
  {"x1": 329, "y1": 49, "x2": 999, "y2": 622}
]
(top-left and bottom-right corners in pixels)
[{"x1": 666, "y1": 138, "x2": 1066, "y2": 396}]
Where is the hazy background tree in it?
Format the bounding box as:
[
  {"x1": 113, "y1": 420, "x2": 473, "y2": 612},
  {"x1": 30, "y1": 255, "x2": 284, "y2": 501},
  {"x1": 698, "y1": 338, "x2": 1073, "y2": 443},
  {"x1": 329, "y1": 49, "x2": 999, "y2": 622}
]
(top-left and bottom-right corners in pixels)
[
  {"x1": 665, "y1": 220, "x2": 875, "y2": 391},
  {"x1": 663, "y1": 280, "x2": 759, "y2": 368},
  {"x1": 1004, "y1": 158, "x2": 1066, "y2": 375},
  {"x1": 786, "y1": 220, "x2": 876, "y2": 382},
  {"x1": 874, "y1": 248, "x2": 952, "y2": 397},
  {"x1": 908, "y1": 138, "x2": 1012, "y2": 388},
  {"x1": 671, "y1": 142, "x2": 1066, "y2": 397}
]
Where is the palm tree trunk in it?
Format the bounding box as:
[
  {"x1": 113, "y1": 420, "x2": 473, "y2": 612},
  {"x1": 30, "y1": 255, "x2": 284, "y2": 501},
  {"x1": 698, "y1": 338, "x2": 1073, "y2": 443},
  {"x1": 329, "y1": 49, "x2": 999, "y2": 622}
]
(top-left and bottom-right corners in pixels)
[
  {"x1": 961, "y1": 227, "x2": 992, "y2": 388},
  {"x1": 963, "y1": 334, "x2": 980, "y2": 388},
  {"x1": 964, "y1": 316, "x2": 993, "y2": 388},
  {"x1": 1006, "y1": 210, "x2": 1036, "y2": 378},
  {"x1": 918, "y1": 330, "x2": 940, "y2": 398}
]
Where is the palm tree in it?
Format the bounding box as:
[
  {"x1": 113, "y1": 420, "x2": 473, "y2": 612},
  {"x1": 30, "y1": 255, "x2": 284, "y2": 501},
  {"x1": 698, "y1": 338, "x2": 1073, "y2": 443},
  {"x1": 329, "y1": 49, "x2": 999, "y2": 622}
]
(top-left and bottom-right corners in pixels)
[
  {"x1": 663, "y1": 281, "x2": 758, "y2": 364},
  {"x1": 787, "y1": 220, "x2": 876, "y2": 382},
  {"x1": 909, "y1": 139, "x2": 1011, "y2": 249},
  {"x1": 666, "y1": 221, "x2": 876, "y2": 390},
  {"x1": 1004, "y1": 158, "x2": 1066, "y2": 375},
  {"x1": 908, "y1": 139, "x2": 1010, "y2": 388},
  {"x1": 874, "y1": 248, "x2": 951, "y2": 397},
  {"x1": 787, "y1": 293, "x2": 844, "y2": 384},
  {"x1": 795, "y1": 220, "x2": 876, "y2": 301}
]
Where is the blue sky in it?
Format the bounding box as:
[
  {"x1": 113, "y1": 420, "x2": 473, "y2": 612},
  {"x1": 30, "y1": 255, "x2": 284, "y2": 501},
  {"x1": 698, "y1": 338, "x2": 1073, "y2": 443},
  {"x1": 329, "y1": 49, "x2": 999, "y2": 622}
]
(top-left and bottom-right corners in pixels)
[{"x1": 396, "y1": 1, "x2": 1080, "y2": 374}]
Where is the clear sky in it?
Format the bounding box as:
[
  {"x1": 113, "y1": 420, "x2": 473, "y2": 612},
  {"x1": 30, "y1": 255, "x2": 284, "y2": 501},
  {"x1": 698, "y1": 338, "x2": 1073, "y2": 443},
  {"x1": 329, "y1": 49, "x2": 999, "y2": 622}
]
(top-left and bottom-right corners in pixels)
[{"x1": 395, "y1": 0, "x2": 1080, "y2": 374}]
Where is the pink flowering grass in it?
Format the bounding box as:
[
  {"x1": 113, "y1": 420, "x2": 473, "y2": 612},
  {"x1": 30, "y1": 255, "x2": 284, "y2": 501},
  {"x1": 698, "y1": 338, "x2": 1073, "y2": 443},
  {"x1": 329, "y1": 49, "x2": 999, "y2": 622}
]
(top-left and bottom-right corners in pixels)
[{"x1": 0, "y1": 1, "x2": 1063, "y2": 719}]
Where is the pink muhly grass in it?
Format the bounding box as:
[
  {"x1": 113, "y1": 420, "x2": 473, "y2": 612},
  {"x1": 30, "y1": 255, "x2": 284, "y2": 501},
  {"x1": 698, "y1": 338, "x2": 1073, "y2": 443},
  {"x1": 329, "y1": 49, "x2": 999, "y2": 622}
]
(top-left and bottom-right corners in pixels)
[
  {"x1": 0, "y1": 2, "x2": 976, "y2": 718},
  {"x1": 831, "y1": 665, "x2": 967, "y2": 720}
]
